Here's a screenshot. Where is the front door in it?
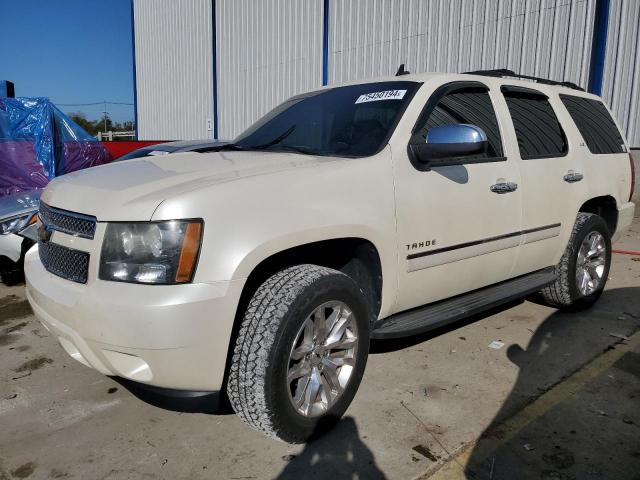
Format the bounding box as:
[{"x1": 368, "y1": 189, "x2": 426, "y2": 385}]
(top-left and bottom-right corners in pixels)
[{"x1": 392, "y1": 82, "x2": 523, "y2": 312}]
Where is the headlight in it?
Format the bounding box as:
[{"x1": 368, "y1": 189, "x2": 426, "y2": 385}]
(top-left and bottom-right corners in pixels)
[
  {"x1": 99, "y1": 220, "x2": 203, "y2": 284},
  {"x1": 0, "y1": 212, "x2": 38, "y2": 235}
]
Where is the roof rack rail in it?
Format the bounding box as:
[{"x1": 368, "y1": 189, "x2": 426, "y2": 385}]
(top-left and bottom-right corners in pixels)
[{"x1": 464, "y1": 68, "x2": 585, "y2": 91}]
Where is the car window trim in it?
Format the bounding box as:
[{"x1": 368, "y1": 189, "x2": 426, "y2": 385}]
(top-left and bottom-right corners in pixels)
[
  {"x1": 355, "y1": 81, "x2": 424, "y2": 158},
  {"x1": 407, "y1": 81, "x2": 507, "y2": 171},
  {"x1": 500, "y1": 84, "x2": 549, "y2": 99},
  {"x1": 501, "y1": 85, "x2": 570, "y2": 160}
]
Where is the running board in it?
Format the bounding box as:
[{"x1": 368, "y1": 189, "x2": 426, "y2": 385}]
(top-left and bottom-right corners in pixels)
[{"x1": 372, "y1": 267, "x2": 556, "y2": 339}]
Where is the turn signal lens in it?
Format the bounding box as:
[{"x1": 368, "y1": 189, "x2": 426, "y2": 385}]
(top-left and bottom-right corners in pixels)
[{"x1": 176, "y1": 222, "x2": 203, "y2": 282}]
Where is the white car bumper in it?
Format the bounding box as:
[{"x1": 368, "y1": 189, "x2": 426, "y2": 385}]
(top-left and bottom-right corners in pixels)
[
  {"x1": 0, "y1": 233, "x2": 23, "y2": 263},
  {"x1": 24, "y1": 245, "x2": 245, "y2": 391}
]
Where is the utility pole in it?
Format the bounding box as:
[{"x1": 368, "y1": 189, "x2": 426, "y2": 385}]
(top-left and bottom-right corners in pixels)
[{"x1": 103, "y1": 100, "x2": 108, "y2": 133}]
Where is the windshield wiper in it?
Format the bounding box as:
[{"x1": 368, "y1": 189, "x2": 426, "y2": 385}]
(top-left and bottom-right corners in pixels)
[
  {"x1": 193, "y1": 143, "x2": 250, "y2": 153},
  {"x1": 194, "y1": 125, "x2": 298, "y2": 154},
  {"x1": 273, "y1": 145, "x2": 320, "y2": 156},
  {"x1": 251, "y1": 125, "x2": 297, "y2": 150}
]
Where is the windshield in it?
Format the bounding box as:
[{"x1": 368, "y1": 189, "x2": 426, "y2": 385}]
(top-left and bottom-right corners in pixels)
[{"x1": 234, "y1": 81, "x2": 421, "y2": 157}]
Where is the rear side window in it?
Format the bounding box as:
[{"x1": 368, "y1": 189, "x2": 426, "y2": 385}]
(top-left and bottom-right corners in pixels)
[
  {"x1": 416, "y1": 87, "x2": 504, "y2": 158},
  {"x1": 559, "y1": 95, "x2": 625, "y2": 154},
  {"x1": 502, "y1": 89, "x2": 568, "y2": 159}
]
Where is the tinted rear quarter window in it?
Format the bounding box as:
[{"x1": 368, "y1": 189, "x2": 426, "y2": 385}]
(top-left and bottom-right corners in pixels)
[
  {"x1": 559, "y1": 95, "x2": 625, "y2": 154},
  {"x1": 502, "y1": 88, "x2": 567, "y2": 159}
]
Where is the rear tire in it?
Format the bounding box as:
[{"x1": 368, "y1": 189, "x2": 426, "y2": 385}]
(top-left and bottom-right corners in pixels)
[
  {"x1": 540, "y1": 213, "x2": 611, "y2": 310},
  {"x1": 227, "y1": 264, "x2": 370, "y2": 443}
]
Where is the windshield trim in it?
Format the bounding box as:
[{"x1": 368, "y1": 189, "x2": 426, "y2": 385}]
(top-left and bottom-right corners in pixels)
[{"x1": 364, "y1": 81, "x2": 422, "y2": 158}]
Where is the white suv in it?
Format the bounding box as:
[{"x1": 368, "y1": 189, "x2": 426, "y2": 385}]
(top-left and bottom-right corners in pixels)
[{"x1": 25, "y1": 71, "x2": 635, "y2": 442}]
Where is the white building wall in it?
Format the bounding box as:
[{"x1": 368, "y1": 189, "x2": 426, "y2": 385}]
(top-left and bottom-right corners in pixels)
[
  {"x1": 328, "y1": 0, "x2": 595, "y2": 89},
  {"x1": 132, "y1": 0, "x2": 640, "y2": 147},
  {"x1": 602, "y1": 0, "x2": 640, "y2": 147},
  {"x1": 133, "y1": 0, "x2": 214, "y2": 140},
  {"x1": 216, "y1": 0, "x2": 324, "y2": 139}
]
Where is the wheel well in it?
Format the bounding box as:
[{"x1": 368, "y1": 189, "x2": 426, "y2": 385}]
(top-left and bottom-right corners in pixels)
[
  {"x1": 218, "y1": 238, "x2": 382, "y2": 403},
  {"x1": 239, "y1": 238, "x2": 382, "y2": 323},
  {"x1": 579, "y1": 196, "x2": 618, "y2": 234}
]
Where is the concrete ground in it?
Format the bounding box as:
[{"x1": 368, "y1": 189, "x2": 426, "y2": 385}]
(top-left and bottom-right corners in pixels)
[{"x1": 0, "y1": 216, "x2": 638, "y2": 480}]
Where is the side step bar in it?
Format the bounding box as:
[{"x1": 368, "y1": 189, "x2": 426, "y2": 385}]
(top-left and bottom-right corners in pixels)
[{"x1": 372, "y1": 267, "x2": 556, "y2": 339}]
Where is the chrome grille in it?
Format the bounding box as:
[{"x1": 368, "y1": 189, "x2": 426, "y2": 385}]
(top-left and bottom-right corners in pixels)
[
  {"x1": 38, "y1": 241, "x2": 90, "y2": 284},
  {"x1": 39, "y1": 202, "x2": 97, "y2": 239}
]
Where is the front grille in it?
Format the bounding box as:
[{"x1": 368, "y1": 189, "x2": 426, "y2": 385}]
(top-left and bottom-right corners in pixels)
[
  {"x1": 39, "y1": 202, "x2": 97, "y2": 239},
  {"x1": 39, "y1": 241, "x2": 90, "y2": 284}
]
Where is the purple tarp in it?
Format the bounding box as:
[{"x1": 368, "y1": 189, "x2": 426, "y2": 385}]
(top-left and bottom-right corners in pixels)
[{"x1": 0, "y1": 97, "x2": 112, "y2": 197}]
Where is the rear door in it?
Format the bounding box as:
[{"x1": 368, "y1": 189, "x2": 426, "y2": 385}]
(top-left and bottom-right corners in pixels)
[{"x1": 500, "y1": 86, "x2": 587, "y2": 277}]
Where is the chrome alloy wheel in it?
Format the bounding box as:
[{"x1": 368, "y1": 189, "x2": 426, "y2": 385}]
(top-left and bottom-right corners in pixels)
[
  {"x1": 287, "y1": 301, "x2": 358, "y2": 417},
  {"x1": 575, "y1": 231, "x2": 607, "y2": 296}
]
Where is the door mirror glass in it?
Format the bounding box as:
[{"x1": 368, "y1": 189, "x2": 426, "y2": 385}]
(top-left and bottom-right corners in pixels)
[{"x1": 411, "y1": 124, "x2": 488, "y2": 164}]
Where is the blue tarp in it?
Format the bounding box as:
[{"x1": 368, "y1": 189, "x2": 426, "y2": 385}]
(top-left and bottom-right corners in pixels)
[{"x1": 0, "y1": 97, "x2": 112, "y2": 197}]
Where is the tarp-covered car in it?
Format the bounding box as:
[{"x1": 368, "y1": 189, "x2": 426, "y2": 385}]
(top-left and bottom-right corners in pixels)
[
  {"x1": 0, "y1": 97, "x2": 112, "y2": 197},
  {"x1": 0, "y1": 97, "x2": 112, "y2": 282}
]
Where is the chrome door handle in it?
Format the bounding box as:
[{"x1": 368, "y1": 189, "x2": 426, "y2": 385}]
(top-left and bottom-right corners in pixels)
[
  {"x1": 563, "y1": 171, "x2": 584, "y2": 183},
  {"x1": 490, "y1": 182, "x2": 518, "y2": 194}
]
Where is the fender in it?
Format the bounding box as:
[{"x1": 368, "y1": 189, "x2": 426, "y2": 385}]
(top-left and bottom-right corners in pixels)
[{"x1": 229, "y1": 225, "x2": 397, "y2": 319}]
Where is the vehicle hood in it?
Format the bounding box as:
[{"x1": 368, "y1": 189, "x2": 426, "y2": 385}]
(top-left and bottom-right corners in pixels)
[
  {"x1": 0, "y1": 189, "x2": 41, "y2": 220},
  {"x1": 42, "y1": 151, "x2": 332, "y2": 221}
]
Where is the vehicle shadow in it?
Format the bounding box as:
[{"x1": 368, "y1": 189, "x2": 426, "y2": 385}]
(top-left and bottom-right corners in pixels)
[
  {"x1": 111, "y1": 287, "x2": 639, "y2": 479},
  {"x1": 113, "y1": 377, "x2": 230, "y2": 414},
  {"x1": 274, "y1": 416, "x2": 386, "y2": 479},
  {"x1": 460, "y1": 286, "x2": 640, "y2": 479}
]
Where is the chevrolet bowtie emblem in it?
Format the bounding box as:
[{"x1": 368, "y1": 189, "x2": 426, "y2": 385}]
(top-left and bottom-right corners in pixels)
[{"x1": 38, "y1": 223, "x2": 53, "y2": 243}]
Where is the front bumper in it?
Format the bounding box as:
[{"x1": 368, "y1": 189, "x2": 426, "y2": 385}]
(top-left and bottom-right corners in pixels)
[
  {"x1": 25, "y1": 245, "x2": 245, "y2": 391},
  {"x1": 613, "y1": 201, "x2": 636, "y2": 243}
]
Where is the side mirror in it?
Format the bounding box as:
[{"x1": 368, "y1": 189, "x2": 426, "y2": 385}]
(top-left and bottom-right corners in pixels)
[{"x1": 410, "y1": 124, "x2": 488, "y2": 166}]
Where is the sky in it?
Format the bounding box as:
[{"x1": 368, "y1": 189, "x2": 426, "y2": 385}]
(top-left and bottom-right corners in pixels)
[{"x1": 0, "y1": 0, "x2": 134, "y2": 123}]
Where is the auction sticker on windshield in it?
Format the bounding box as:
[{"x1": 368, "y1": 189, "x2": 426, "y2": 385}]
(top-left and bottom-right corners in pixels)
[{"x1": 355, "y1": 90, "x2": 407, "y2": 104}]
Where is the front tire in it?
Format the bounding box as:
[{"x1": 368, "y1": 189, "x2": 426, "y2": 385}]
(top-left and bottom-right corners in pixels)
[
  {"x1": 541, "y1": 212, "x2": 611, "y2": 310},
  {"x1": 227, "y1": 264, "x2": 370, "y2": 443}
]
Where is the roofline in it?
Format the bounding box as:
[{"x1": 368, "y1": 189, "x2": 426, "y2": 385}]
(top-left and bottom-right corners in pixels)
[{"x1": 312, "y1": 72, "x2": 601, "y2": 98}]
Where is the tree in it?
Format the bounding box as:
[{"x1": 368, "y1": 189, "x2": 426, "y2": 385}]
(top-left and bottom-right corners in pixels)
[
  {"x1": 68, "y1": 112, "x2": 98, "y2": 135},
  {"x1": 67, "y1": 111, "x2": 135, "y2": 140}
]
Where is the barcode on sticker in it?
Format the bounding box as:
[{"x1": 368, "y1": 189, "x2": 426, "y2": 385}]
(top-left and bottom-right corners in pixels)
[{"x1": 355, "y1": 90, "x2": 407, "y2": 104}]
